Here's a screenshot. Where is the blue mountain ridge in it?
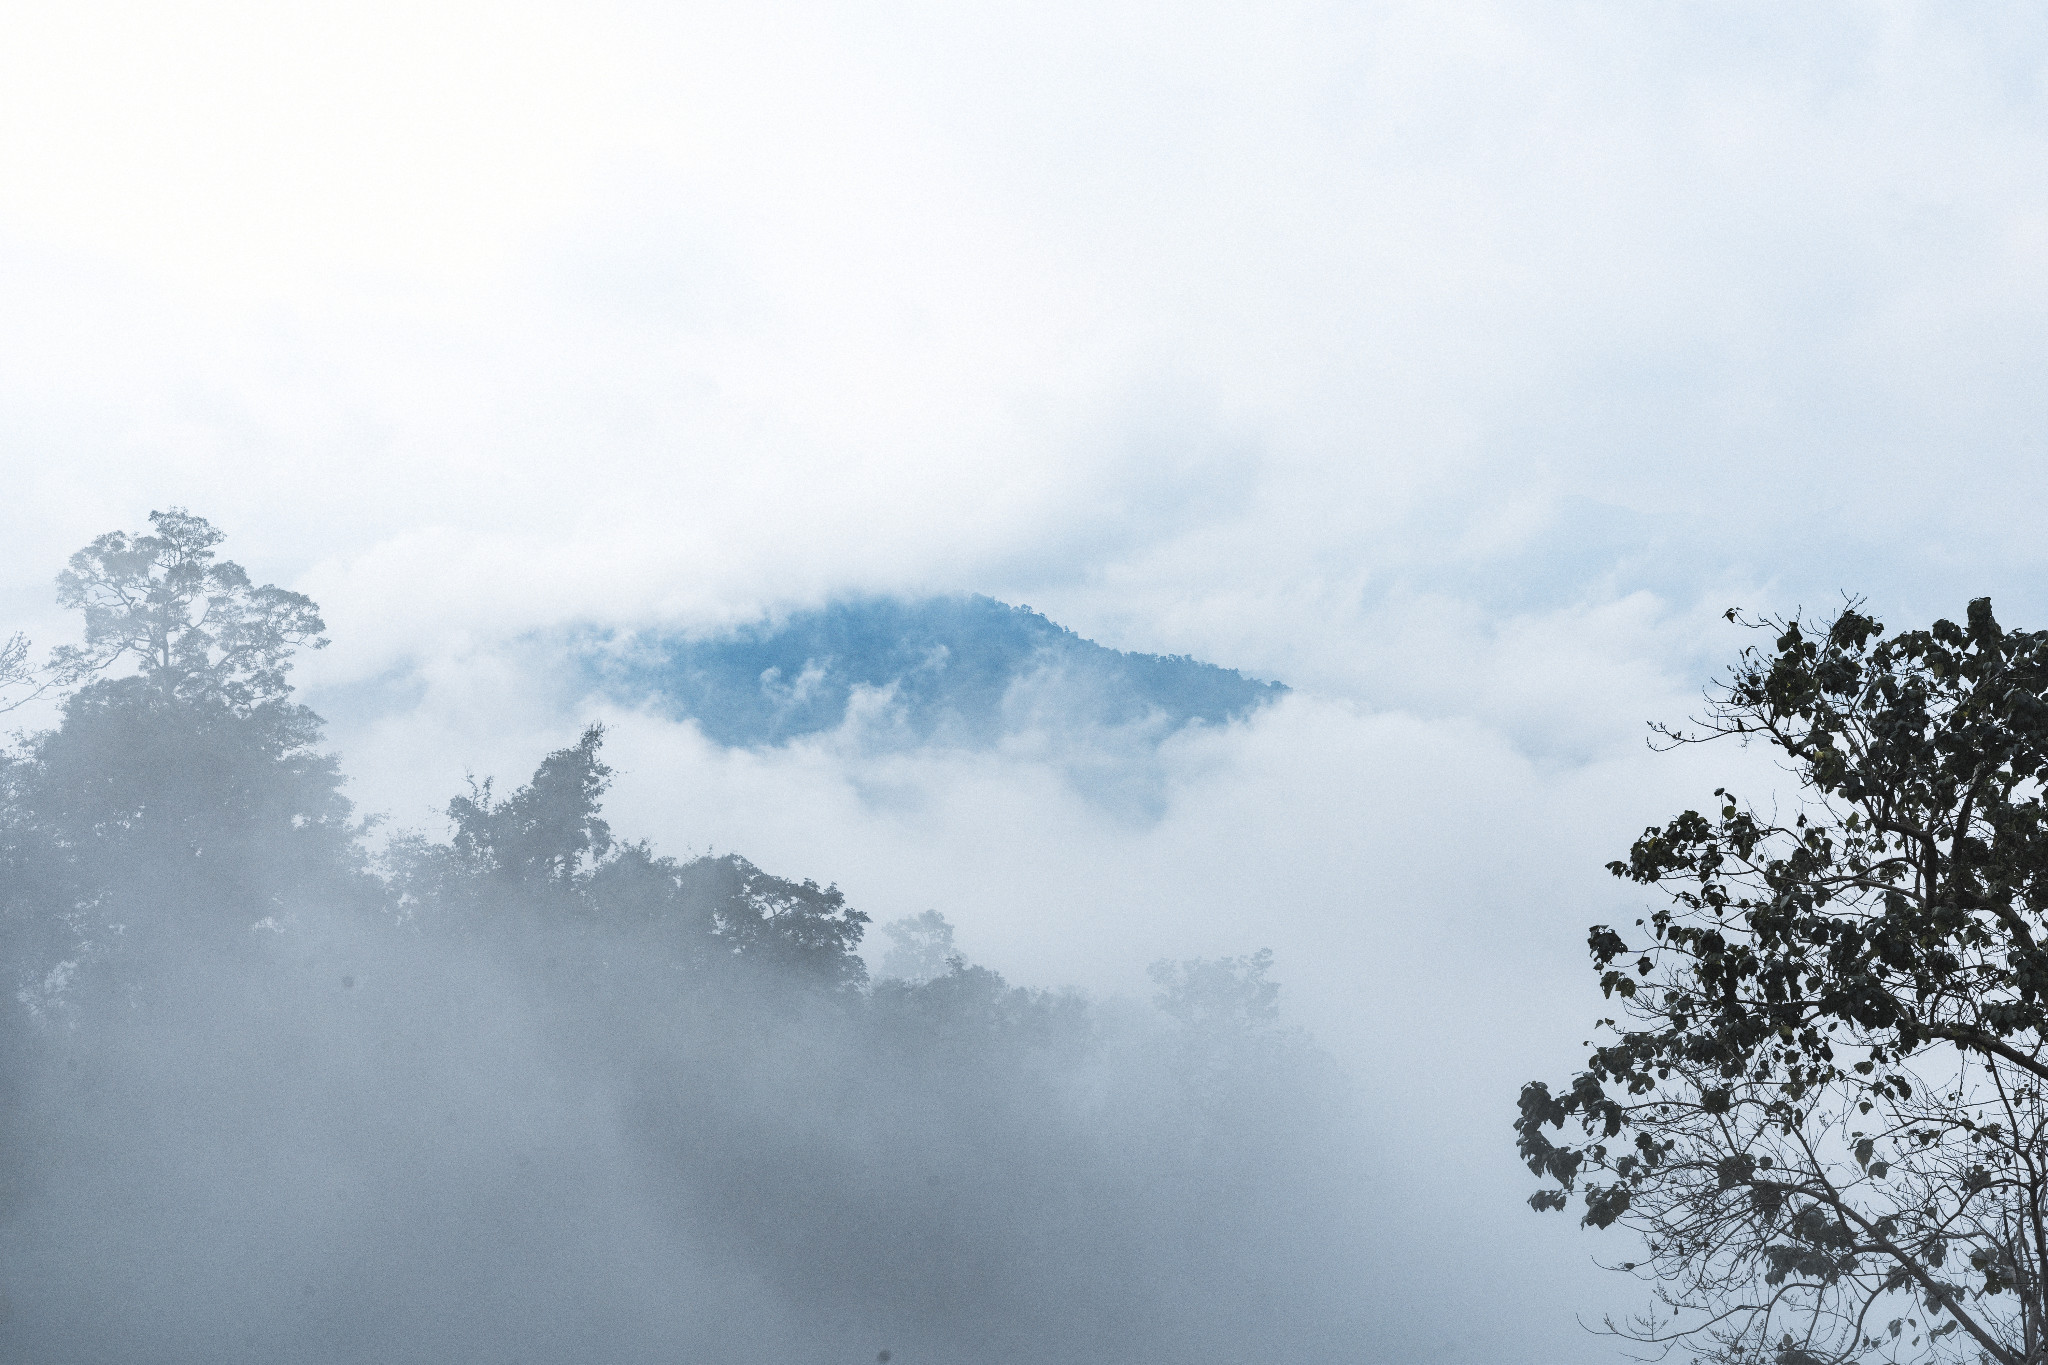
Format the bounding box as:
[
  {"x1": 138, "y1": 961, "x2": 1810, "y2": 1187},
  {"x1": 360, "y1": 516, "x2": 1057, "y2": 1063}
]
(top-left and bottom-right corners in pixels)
[{"x1": 573, "y1": 595, "x2": 1287, "y2": 749}]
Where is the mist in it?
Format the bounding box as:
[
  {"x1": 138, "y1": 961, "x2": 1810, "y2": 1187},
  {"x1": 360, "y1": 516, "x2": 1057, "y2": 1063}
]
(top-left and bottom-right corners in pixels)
[
  {"x1": 7, "y1": 4, "x2": 2048, "y2": 1361},
  {"x1": 0, "y1": 514, "x2": 1394, "y2": 1363}
]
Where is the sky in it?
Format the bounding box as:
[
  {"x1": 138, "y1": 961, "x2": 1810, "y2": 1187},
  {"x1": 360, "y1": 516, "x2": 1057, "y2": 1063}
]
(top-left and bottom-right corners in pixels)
[{"x1": 4, "y1": 2, "x2": 2048, "y2": 1359}]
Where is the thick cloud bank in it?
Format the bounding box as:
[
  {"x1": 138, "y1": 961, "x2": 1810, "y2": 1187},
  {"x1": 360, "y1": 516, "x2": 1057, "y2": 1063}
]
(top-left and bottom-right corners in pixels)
[
  {"x1": 315, "y1": 630, "x2": 1701, "y2": 1362},
  {"x1": 8, "y1": 5, "x2": 2048, "y2": 1361},
  {"x1": 0, "y1": 702, "x2": 1376, "y2": 1364}
]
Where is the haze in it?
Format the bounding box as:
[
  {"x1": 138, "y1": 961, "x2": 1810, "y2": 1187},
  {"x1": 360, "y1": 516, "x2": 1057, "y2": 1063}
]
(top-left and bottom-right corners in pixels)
[{"x1": 4, "y1": 4, "x2": 2048, "y2": 1362}]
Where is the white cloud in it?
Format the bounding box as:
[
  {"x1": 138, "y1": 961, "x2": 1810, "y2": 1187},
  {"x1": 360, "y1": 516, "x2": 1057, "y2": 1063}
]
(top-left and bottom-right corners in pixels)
[{"x1": 5, "y1": 2, "x2": 2048, "y2": 1355}]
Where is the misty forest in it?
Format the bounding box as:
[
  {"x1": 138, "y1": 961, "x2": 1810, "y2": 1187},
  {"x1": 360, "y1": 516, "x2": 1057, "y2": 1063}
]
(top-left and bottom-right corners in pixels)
[
  {"x1": 0, "y1": 512, "x2": 1374, "y2": 1362},
  {"x1": 19, "y1": 513, "x2": 2048, "y2": 1365},
  {"x1": 13, "y1": 5, "x2": 2048, "y2": 1362}
]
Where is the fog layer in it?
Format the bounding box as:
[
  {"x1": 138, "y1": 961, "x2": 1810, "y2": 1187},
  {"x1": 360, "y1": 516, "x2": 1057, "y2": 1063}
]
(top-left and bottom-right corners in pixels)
[{"x1": 0, "y1": 517, "x2": 1377, "y2": 1363}]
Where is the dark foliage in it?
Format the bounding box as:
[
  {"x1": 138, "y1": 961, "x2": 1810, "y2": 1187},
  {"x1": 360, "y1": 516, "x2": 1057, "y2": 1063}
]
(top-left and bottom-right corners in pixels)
[{"x1": 1521, "y1": 598, "x2": 2048, "y2": 1365}]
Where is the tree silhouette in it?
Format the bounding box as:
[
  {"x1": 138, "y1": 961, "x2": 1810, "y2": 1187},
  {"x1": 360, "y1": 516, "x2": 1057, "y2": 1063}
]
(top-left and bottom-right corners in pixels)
[{"x1": 1522, "y1": 599, "x2": 2048, "y2": 1365}]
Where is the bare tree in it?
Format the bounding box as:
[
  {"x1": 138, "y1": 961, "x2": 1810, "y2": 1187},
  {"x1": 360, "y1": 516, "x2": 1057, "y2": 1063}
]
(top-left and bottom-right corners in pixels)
[
  {"x1": 0, "y1": 631, "x2": 31, "y2": 708},
  {"x1": 0, "y1": 630, "x2": 68, "y2": 716}
]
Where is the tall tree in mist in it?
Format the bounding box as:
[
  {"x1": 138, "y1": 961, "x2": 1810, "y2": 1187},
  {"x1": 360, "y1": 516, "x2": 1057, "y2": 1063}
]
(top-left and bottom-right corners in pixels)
[
  {"x1": 50, "y1": 507, "x2": 326, "y2": 707},
  {"x1": 447, "y1": 724, "x2": 615, "y2": 891},
  {"x1": 3, "y1": 509, "x2": 359, "y2": 991},
  {"x1": 876, "y1": 908, "x2": 959, "y2": 983},
  {"x1": 1520, "y1": 600, "x2": 2048, "y2": 1365}
]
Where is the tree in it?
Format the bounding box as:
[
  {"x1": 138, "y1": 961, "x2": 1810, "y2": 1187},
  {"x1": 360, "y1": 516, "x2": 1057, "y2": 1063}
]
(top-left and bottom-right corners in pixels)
[
  {"x1": 51, "y1": 506, "x2": 326, "y2": 709},
  {"x1": 409, "y1": 726, "x2": 872, "y2": 988},
  {"x1": 0, "y1": 632, "x2": 39, "y2": 713},
  {"x1": 672, "y1": 852, "x2": 871, "y2": 989},
  {"x1": 1149, "y1": 949, "x2": 1281, "y2": 1036},
  {"x1": 5, "y1": 511, "x2": 358, "y2": 978},
  {"x1": 0, "y1": 628, "x2": 77, "y2": 716},
  {"x1": 1519, "y1": 599, "x2": 2048, "y2": 1365},
  {"x1": 447, "y1": 724, "x2": 614, "y2": 891},
  {"x1": 876, "y1": 909, "x2": 959, "y2": 983}
]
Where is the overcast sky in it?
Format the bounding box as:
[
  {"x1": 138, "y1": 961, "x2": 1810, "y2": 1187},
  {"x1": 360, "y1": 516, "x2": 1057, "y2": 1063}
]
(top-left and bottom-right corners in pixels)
[{"x1": 5, "y1": 3, "x2": 2047, "y2": 1359}]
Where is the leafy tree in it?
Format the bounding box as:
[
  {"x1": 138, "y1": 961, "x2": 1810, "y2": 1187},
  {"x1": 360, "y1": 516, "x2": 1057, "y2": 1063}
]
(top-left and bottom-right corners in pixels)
[
  {"x1": 447, "y1": 724, "x2": 614, "y2": 892},
  {"x1": 4, "y1": 511, "x2": 359, "y2": 985},
  {"x1": 1519, "y1": 599, "x2": 2048, "y2": 1365},
  {"x1": 876, "y1": 909, "x2": 959, "y2": 983},
  {"x1": 1149, "y1": 948, "x2": 1281, "y2": 1036},
  {"x1": 51, "y1": 506, "x2": 326, "y2": 709},
  {"x1": 404, "y1": 726, "x2": 870, "y2": 987},
  {"x1": 668, "y1": 852, "x2": 870, "y2": 989}
]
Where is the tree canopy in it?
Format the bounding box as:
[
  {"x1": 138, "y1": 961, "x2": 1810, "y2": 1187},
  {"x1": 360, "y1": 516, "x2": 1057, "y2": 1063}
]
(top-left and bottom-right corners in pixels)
[
  {"x1": 1520, "y1": 598, "x2": 2048, "y2": 1365},
  {"x1": 3, "y1": 511, "x2": 355, "y2": 973},
  {"x1": 51, "y1": 506, "x2": 326, "y2": 709}
]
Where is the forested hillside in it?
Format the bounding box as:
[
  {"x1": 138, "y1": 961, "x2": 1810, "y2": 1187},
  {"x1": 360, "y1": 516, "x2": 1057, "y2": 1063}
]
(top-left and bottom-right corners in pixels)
[
  {"x1": 0, "y1": 512, "x2": 1370, "y2": 1364},
  {"x1": 573, "y1": 594, "x2": 1286, "y2": 748}
]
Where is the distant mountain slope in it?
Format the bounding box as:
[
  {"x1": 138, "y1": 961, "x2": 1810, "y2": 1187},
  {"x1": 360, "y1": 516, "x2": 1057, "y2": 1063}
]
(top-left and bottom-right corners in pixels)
[{"x1": 576, "y1": 595, "x2": 1286, "y2": 749}]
